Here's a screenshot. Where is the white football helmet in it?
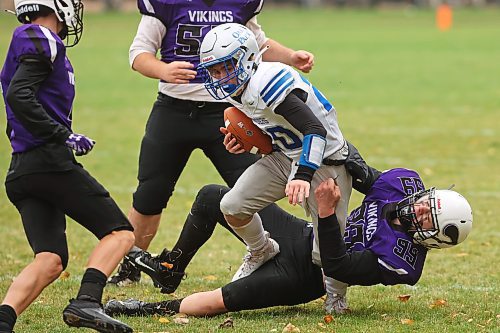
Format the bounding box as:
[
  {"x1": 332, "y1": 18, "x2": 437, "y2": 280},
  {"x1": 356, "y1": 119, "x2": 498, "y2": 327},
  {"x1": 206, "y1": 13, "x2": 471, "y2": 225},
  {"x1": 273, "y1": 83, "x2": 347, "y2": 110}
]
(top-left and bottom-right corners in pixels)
[
  {"x1": 14, "y1": 0, "x2": 84, "y2": 47},
  {"x1": 198, "y1": 23, "x2": 262, "y2": 100},
  {"x1": 396, "y1": 188, "x2": 473, "y2": 249}
]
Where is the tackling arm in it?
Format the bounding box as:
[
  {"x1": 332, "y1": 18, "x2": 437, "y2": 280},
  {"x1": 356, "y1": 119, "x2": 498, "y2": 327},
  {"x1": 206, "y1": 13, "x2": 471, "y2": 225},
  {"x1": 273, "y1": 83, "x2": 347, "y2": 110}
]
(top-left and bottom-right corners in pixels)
[{"x1": 318, "y1": 214, "x2": 382, "y2": 285}]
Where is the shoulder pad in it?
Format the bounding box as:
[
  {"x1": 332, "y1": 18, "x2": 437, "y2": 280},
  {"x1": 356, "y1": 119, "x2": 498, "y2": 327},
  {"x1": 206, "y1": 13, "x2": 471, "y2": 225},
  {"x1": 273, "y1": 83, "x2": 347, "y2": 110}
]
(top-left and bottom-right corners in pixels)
[
  {"x1": 137, "y1": 0, "x2": 172, "y2": 24},
  {"x1": 13, "y1": 24, "x2": 63, "y2": 63},
  {"x1": 255, "y1": 63, "x2": 297, "y2": 109}
]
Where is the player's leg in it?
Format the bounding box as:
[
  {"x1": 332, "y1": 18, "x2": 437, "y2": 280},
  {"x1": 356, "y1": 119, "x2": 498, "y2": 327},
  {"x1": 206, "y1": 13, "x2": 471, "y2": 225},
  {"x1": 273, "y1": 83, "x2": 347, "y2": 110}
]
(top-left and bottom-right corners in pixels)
[
  {"x1": 1, "y1": 181, "x2": 68, "y2": 332},
  {"x1": 219, "y1": 152, "x2": 291, "y2": 280},
  {"x1": 105, "y1": 220, "x2": 324, "y2": 317},
  {"x1": 110, "y1": 96, "x2": 195, "y2": 285},
  {"x1": 26, "y1": 169, "x2": 134, "y2": 332},
  {"x1": 221, "y1": 225, "x2": 325, "y2": 312}
]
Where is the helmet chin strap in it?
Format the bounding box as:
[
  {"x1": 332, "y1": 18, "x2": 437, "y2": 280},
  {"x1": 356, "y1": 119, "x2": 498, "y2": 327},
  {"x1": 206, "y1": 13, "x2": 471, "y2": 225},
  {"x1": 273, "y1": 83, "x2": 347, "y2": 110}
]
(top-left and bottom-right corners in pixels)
[{"x1": 255, "y1": 45, "x2": 270, "y2": 63}]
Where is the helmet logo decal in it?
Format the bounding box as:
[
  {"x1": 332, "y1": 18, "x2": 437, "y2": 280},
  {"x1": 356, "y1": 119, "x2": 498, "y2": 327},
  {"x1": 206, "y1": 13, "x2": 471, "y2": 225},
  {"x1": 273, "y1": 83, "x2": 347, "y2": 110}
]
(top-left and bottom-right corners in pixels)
[{"x1": 16, "y1": 4, "x2": 39, "y2": 15}]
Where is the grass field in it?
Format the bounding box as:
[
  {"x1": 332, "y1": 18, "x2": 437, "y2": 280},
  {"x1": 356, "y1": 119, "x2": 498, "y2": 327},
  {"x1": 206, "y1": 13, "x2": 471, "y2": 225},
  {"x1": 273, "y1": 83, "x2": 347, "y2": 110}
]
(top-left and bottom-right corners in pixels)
[{"x1": 1, "y1": 7, "x2": 499, "y2": 333}]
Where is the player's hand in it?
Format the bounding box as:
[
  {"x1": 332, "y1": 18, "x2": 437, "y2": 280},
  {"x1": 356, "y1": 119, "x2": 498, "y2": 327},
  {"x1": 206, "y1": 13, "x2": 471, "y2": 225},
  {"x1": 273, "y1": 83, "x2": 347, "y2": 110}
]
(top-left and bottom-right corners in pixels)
[
  {"x1": 161, "y1": 61, "x2": 197, "y2": 84},
  {"x1": 65, "y1": 133, "x2": 95, "y2": 156},
  {"x1": 285, "y1": 179, "x2": 310, "y2": 205},
  {"x1": 315, "y1": 178, "x2": 341, "y2": 218},
  {"x1": 220, "y1": 127, "x2": 245, "y2": 154},
  {"x1": 290, "y1": 50, "x2": 314, "y2": 73}
]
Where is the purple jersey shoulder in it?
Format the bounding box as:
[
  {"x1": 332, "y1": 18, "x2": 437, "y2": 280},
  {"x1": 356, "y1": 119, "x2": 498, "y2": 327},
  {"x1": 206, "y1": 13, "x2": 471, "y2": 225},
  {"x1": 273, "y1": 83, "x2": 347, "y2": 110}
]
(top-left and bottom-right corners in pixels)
[{"x1": 344, "y1": 168, "x2": 427, "y2": 286}]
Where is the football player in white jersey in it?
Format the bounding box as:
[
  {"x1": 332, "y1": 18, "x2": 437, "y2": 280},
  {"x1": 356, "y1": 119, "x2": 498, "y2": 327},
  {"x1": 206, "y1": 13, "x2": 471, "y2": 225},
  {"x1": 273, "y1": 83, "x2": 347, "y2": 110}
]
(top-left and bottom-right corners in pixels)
[{"x1": 198, "y1": 23, "x2": 352, "y2": 312}]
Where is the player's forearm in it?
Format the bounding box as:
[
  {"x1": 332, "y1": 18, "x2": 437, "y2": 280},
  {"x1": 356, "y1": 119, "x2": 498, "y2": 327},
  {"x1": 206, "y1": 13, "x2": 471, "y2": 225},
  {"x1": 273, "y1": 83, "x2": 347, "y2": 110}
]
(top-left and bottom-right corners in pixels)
[
  {"x1": 131, "y1": 52, "x2": 167, "y2": 80},
  {"x1": 261, "y1": 39, "x2": 294, "y2": 65},
  {"x1": 318, "y1": 214, "x2": 382, "y2": 285}
]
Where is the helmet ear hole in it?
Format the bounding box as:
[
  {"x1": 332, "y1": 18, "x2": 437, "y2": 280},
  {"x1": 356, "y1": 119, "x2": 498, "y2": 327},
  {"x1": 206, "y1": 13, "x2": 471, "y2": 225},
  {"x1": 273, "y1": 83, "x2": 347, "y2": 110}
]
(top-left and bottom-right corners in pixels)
[{"x1": 442, "y1": 224, "x2": 459, "y2": 245}]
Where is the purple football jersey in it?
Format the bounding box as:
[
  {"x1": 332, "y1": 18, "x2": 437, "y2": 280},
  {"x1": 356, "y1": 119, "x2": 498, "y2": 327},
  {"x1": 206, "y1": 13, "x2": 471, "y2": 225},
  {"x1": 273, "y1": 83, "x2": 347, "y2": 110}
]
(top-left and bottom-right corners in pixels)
[
  {"x1": 137, "y1": 0, "x2": 263, "y2": 83},
  {"x1": 1, "y1": 24, "x2": 75, "y2": 153},
  {"x1": 344, "y1": 168, "x2": 428, "y2": 285}
]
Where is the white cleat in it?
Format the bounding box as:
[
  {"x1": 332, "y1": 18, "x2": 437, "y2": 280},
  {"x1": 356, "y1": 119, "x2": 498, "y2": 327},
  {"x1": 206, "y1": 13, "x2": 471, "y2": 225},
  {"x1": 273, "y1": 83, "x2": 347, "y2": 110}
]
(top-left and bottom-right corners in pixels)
[
  {"x1": 232, "y1": 232, "x2": 280, "y2": 282},
  {"x1": 325, "y1": 293, "x2": 351, "y2": 314}
]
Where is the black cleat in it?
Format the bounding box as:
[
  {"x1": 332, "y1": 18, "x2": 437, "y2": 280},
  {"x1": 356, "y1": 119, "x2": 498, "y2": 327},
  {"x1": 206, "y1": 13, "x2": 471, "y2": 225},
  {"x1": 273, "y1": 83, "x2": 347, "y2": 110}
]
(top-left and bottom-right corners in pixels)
[
  {"x1": 104, "y1": 299, "x2": 176, "y2": 317},
  {"x1": 107, "y1": 257, "x2": 141, "y2": 286},
  {"x1": 63, "y1": 298, "x2": 133, "y2": 333},
  {"x1": 133, "y1": 249, "x2": 185, "y2": 294}
]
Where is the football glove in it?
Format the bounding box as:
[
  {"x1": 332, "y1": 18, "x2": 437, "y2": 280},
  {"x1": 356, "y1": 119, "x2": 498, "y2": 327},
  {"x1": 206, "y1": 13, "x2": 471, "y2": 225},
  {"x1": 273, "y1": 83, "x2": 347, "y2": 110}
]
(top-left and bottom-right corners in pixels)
[{"x1": 65, "y1": 133, "x2": 95, "y2": 156}]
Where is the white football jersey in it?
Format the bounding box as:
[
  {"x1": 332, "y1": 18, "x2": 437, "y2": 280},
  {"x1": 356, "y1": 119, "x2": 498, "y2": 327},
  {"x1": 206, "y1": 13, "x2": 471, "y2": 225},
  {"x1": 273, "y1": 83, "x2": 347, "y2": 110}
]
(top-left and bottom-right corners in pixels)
[{"x1": 228, "y1": 62, "x2": 345, "y2": 163}]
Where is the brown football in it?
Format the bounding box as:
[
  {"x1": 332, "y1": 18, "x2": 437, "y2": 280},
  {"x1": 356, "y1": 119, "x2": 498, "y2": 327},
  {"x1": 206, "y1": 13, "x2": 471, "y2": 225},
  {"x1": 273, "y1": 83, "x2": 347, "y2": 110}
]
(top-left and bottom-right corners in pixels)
[{"x1": 223, "y1": 106, "x2": 273, "y2": 155}]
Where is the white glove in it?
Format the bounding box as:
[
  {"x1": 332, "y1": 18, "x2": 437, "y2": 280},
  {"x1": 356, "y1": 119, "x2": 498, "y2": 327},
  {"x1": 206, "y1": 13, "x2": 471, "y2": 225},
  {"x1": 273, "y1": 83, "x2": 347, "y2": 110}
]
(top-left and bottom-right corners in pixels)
[{"x1": 324, "y1": 275, "x2": 350, "y2": 314}]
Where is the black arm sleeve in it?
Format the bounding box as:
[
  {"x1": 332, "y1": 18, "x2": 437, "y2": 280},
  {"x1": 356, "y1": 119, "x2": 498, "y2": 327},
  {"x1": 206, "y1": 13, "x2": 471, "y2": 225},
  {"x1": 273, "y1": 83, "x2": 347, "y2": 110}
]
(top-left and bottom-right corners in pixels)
[
  {"x1": 275, "y1": 89, "x2": 327, "y2": 183},
  {"x1": 5, "y1": 56, "x2": 71, "y2": 144},
  {"x1": 318, "y1": 214, "x2": 383, "y2": 286},
  {"x1": 274, "y1": 89, "x2": 327, "y2": 137}
]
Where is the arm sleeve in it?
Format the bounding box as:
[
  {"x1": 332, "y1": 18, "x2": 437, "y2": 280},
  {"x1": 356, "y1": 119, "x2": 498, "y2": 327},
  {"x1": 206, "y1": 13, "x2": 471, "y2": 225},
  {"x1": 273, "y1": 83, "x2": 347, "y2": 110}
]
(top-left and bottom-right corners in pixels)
[
  {"x1": 318, "y1": 214, "x2": 383, "y2": 286},
  {"x1": 129, "y1": 15, "x2": 166, "y2": 67},
  {"x1": 246, "y1": 16, "x2": 268, "y2": 48},
  {"x1": 275, "y1": 90, "x2": 327, "y2": 183},
  {"x1": 5, "y1": 56, "x2": 71, "y2": 143}
]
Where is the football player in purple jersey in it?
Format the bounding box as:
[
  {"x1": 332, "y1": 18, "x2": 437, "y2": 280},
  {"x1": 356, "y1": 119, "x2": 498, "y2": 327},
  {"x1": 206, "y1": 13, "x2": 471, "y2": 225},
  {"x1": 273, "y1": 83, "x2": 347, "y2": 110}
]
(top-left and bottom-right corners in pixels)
[
  {"x1": 109, "y1": 0, "x2": 317, "y2": 286},
  {"x1": 0, "y1": 1, "x2": 135, "y2": 332},
  {"x1": 104, "y1": 149, "x2": 472, "y2": 317}
]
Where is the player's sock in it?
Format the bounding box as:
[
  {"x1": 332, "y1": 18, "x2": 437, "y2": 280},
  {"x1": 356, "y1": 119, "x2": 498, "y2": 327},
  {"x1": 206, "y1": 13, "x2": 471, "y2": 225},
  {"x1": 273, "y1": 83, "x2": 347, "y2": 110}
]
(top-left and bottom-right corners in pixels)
[
  {"x1": 77, "y1": 268, "x2": 107, "y2": 303},
  {"x1": 231, "y1": 213, "x2": 267, "y2": 251},
  {"x1": 170, "y1": 211, "x2": 218, "y2": 272},
  {"x1": 0, "y1": 304, "x2": 16, "y2": 332},
  {"x1": 147, "y1": 298, "x2": 183, "y2": 315}
]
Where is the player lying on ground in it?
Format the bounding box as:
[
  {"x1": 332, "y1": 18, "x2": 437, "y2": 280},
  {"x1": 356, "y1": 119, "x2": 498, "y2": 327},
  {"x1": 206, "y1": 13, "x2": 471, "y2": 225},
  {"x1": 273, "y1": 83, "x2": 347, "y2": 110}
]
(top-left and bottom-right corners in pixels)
[{"x1": 104, "y1": 163, "x2": 473, "y2": 317}]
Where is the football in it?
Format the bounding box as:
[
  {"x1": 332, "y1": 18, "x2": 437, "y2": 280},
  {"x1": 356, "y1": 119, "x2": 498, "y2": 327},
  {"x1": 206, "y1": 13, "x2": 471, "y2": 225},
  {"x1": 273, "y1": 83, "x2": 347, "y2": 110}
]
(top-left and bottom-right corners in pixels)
[{"x1": 223, "y1": 106, "x2": 273, "y2": 155}]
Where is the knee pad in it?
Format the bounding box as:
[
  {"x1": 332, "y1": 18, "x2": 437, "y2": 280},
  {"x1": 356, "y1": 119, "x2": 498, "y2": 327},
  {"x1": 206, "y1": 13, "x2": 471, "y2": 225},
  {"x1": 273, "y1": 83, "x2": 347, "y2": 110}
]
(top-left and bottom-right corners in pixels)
[
  {"x1": 193, "y1": 184, "x2": 230, "y2": 213},
  {"x1": 133, "y1": 178, "x2": 174, "y2": 215}
]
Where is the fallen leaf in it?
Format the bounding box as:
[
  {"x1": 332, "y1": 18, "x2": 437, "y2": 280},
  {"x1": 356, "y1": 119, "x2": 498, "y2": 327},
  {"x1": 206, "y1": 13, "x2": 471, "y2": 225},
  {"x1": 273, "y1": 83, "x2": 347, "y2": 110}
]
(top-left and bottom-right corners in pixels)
[
  {"x1": 282, "y1": 323, "x2": 300, "y2": 332},
  {"x1": 429, "y1": 299, "x2": 447, "y2": 308},
  {"x1": 158, "y1": 317, "x2": 170, "y2": 324},
  {"x1": 219, "y1": 317, "x2": 234, "y2": 329},
  {"x1": 173, "y1": 317, "x2": 189, "y2": 325},
  {"x1": 174, "y1": 313, "x2": 188, "y2": 318},
  {"x1": 324, "y1": 315, "x2": 334, "y2": 324},
  {"x1": 401, "y1": 319, "x2": 414, "y2": 325},
  {"x1": 397, "y1": 294, "x2": 411, "y2": 302},
  {"x1": 467, "y1": 318, "x2": 473, "y2": 323},
  {"x1": 203, "y1": 275, "x2": 218, "y2": 281},
  {"x1": 59, "y1": 271, "x2": 70, "y2": 280},
  {"x1": 317, "y1": 322, "x2": 326, "y2": 329}
]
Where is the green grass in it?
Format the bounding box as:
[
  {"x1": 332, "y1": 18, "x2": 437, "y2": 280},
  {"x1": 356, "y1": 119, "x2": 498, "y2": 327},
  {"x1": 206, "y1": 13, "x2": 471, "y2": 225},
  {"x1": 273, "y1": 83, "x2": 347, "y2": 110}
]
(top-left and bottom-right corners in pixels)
[{"x1": 1, "y1": 7, "x2": 499, "y2": 333}]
